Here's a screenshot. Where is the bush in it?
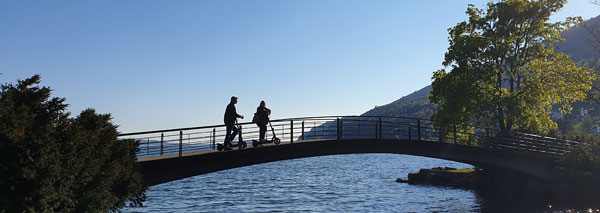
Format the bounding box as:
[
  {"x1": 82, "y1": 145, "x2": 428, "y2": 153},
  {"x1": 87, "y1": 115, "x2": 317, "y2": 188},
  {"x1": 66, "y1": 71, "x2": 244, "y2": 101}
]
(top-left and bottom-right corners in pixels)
[
  {"x1": 0, "y1": 75, "x2": 146, "y2": 212},
  {"x1": 559, "y1": 134, "x2": 600, "y2": 176}
]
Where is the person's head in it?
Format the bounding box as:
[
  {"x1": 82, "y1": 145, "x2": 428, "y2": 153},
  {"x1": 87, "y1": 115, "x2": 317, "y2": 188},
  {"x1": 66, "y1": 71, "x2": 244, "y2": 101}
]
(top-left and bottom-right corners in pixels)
[
  {"x1": 260, "y1": 100, "x2": 266, "y2": 108},
  {"x1": 231, "y1": 96, "x2": 238, "y2": 104}
]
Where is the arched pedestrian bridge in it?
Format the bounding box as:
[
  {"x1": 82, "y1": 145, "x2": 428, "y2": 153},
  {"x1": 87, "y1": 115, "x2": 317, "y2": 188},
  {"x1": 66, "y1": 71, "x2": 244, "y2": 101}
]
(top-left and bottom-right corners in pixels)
[{"x1": 118, "y1": 116, "x2": 579, "y2": 186}]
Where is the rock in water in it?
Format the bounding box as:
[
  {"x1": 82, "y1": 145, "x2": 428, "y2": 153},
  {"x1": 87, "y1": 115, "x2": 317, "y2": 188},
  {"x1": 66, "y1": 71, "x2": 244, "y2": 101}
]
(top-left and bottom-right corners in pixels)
[
  {"x1": 398, "y1": 167, "x2": 478, "y2": 189},
  {"x1": 395, "y1": 178, "x2": 409, "y2": 183}
]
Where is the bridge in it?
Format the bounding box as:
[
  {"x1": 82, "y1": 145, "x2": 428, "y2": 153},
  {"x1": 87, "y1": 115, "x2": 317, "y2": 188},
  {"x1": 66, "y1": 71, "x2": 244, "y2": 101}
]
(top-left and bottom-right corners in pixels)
[{"x1": 118, "y1": 116, "x2": 579, "y2": 187}]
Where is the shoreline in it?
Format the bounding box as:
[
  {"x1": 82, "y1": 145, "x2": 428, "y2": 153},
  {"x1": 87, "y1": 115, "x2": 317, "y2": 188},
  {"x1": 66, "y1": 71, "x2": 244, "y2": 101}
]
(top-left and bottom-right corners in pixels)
[{"x1": 396, "y1": 167, "x2": 600, "y2": 211}]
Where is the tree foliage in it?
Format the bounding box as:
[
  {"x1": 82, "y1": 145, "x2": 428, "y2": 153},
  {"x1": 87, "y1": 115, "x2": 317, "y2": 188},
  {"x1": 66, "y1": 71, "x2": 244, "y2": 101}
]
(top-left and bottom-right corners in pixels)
[
  {"x1": 0, "y1": 75, "x2": 146, "y2": 212},
  {"x1": 559, "y1": 134, "x2": 600, "y2": 178},
  {"x1": 429, "y1": 0, "x2": 596, "y2": 135}
]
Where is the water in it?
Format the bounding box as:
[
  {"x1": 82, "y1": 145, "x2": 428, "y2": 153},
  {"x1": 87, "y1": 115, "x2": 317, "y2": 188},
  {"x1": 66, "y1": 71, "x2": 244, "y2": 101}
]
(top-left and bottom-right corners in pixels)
[{"x1": 123, "y1": 154, "x2": 487, "y2": 212}]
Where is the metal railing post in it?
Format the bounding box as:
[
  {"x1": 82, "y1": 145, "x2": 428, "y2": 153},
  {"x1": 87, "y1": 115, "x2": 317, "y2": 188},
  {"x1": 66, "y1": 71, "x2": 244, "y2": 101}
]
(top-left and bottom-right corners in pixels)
[
  {"x1": 290, "y1": 120, "x2": 294, "y2": 143},
  {"x1": 408, "y1": 125, "x2": 412, "y2": 140},
  {"x1": 160, "y1": 133, "x2": 164, "y2": 155},
  {"x1": 212, "y1": 128, "x2": 216, "y2": 149},
  {"x1": 397, "y1": 123, "x2": 401, "y2": 139},
  {"x1": 439, "y1": 129, "x2": 443, "y2": 142},
  {"x1": 336, "y1": 118, "x2": 341, "y2": 141},
  {"x1": 417, "y1": 119, "x2": 421, "y2": 141},
  {"x1": 179, "y1": 131, "x2": 183, "y2": 157},
  {"x1": 147, "y1": 138, "x2": 150, "y2": 155},
  {"x1": 340, "y1": 119, "x2": 343, "y2": 140},
  {"x1": 301, "y1": 121, "x2": 305, "y2": 141},
  {"x1": 378, "y1": 117, "x2": 382, "y2": 139},
  {"x1": 453, "y1": 124, "x2": 457, "y2": 144},
  {"x1": 375, "y1": 122, "x2": 378, "y2": 139}
]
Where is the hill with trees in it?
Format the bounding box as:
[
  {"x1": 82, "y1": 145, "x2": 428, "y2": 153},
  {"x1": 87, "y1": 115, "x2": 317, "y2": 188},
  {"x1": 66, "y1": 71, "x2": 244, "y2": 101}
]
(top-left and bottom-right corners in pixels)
[
  {"x1": 361, "y1": 85, "x2": 434, "y2": 119},
  {"x1": 362, "y1": 14, "x2": 600, "y2": 135}
]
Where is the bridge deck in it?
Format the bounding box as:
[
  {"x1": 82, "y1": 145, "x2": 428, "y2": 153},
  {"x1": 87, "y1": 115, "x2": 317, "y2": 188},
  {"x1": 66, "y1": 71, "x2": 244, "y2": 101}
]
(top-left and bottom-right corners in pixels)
[
  {"x1": 121, "y1": 116, "x2": 578, "y2": 186},
  {"x1": 136, "y1": 139, "x2": 312, "y2": 162}
]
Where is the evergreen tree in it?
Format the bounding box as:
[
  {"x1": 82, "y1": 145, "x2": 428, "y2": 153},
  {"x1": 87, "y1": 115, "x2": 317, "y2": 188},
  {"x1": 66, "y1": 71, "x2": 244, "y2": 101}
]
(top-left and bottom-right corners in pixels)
[{"x1": 0, "y1": 75, "x2": 146, "y2": 212}]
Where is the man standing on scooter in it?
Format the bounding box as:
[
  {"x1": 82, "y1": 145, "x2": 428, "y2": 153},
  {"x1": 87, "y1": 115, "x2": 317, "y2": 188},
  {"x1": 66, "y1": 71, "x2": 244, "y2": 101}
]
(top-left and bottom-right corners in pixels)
[{"x1": 224, "y1": 96, "x2": 244, "y2": 150}]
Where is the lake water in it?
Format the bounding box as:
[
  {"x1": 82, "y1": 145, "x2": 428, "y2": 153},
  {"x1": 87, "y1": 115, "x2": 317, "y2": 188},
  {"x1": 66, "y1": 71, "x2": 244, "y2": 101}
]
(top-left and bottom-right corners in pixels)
[{"x1": 121, "y1": 154, "x2": 571, "y2": 212}]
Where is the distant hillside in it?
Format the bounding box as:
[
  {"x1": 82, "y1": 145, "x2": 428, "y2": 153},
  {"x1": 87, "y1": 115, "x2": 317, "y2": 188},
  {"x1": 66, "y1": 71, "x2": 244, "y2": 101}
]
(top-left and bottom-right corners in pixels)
[
  {"x1": 361, "y1": 85, "x2": 434, "y2": 119},
  {"x1": 557, "y1": 15, "x2": 600, "y2": 61},
  {"x1": 360, "y1": 15, "x2": 600, "y2": 123}
]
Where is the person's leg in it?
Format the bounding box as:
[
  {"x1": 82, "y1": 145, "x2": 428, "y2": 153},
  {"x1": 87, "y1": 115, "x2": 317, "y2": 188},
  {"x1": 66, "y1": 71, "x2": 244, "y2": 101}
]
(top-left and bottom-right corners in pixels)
[
  {"x1": 231, "y1": 125, "x2": 239, "y2": 143},
  {"x1": 225, "y1": 124, "x2": 233, "y2": 147},
  {"x1": 259, "y1": 124, "x2": 267, "y2": 141}
]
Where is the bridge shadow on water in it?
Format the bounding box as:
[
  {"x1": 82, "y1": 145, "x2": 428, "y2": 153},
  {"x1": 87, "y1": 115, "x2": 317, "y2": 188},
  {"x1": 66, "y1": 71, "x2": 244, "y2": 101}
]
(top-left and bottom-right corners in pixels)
[{"x1": 473, "y1": 176, "x2": 600, "y2": 212}]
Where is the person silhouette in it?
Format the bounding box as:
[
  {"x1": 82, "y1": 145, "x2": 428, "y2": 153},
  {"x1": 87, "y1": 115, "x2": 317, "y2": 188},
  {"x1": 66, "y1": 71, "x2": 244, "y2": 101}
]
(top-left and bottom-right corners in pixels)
[
  {"x1": 253, "y1": 101, "x2": 271, "y2": 143},
  {"x1": 223, "y1": 96, "x2": 244, "y2": 150}
]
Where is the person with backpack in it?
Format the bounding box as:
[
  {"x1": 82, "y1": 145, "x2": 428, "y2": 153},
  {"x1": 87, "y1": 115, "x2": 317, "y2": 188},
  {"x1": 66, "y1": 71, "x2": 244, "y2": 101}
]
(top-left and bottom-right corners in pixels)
[{"x1": 253, "y1": 101, "x2": 271, "y2": 142}]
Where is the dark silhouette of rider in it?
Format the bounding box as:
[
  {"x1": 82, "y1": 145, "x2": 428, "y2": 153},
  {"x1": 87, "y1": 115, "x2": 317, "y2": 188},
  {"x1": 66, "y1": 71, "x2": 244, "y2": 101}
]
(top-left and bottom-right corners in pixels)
[
  {"x1": 224, "y1": 96, "x2": 244, "y2": 149},
  {"x1": 253, "y1": 101, "x2": 271, "y2": 142}
]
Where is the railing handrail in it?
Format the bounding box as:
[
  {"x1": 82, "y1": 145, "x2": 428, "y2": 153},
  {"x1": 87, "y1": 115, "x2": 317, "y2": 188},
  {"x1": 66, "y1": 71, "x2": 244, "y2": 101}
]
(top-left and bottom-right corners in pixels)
[
  {"x1": 124, "y1": 114, "x2": 579, "y2": 160},
  {"x1": 118, "y1": 115, "x2": 346, "y2": 136},
  {"x1": 118, "y1": 115, "x2": 488, "y2": 137},
  {"x1": 119, "y1": 115, "x2": 414, "y2": 136}
]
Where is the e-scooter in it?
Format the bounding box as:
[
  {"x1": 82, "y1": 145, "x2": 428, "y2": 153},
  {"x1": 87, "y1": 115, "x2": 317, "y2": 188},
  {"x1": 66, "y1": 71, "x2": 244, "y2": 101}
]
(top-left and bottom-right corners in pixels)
[
  {"x1": 252, "y1": 121, "x2": 281, "y2": 147},
  {"x1": 217, "y1": 122, "x2": 247, "y2": 151}
]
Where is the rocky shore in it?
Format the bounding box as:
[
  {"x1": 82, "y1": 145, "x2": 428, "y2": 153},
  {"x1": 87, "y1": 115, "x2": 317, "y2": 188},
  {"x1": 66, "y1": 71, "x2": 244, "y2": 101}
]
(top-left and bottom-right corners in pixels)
[
  {"x1": 396, "y1": 167, "x2": 479, "y2": 188},
  {"x1": 396, "y1": 167, "x2": 600, "y2": 210}
]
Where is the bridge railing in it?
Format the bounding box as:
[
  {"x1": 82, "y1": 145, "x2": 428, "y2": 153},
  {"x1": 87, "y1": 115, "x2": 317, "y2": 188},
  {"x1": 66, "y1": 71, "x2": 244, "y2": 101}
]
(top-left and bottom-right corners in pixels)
[
  {"x1": 484, "y1": 132, "x2": 579, "y2": 156},
  {"x1": 118, "y1": 116, "x2": 578, "y2": 159}
]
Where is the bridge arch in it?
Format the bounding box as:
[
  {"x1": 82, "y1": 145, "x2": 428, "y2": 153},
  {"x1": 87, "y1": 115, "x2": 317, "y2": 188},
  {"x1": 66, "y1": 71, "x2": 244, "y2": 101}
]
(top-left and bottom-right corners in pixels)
[
  {"x1": 138, "y1": 139, "x2": 561, "y2": 186},
  {"x1": 119, "y1": 116, "x2": 576, "y2": 186}
]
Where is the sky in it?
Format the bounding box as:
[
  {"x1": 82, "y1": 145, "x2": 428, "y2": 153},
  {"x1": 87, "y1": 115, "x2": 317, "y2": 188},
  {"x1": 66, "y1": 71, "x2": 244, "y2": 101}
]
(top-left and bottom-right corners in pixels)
[{"x1": 0, "y1": 0, "x2": 598, "y2": 133}]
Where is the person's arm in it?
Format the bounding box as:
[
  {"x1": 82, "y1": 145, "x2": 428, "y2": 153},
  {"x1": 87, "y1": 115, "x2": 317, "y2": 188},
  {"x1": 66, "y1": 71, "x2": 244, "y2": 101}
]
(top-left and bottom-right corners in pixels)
[{"x1": 234, "y1": 106, "x2": 244, "y2": 119}]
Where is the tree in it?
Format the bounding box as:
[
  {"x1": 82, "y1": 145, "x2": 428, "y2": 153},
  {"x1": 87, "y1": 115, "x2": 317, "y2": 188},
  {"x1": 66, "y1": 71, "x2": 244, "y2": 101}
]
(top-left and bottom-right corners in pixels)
[
  {"x1": 429, "y1": 0, "x2": 596, "y2": 136},
  {"x1": 580, "y1": 114, "x2": 597, "y2": 134},
  {"x1": 559, "y1": 133, "x2": 600, "y2": 185},
  {"x1": 576, "y1": 1, "x2": 600, "y2": 107},
  {"x1": 0, "y1": 75, "x2": 146, "y2": 212}
]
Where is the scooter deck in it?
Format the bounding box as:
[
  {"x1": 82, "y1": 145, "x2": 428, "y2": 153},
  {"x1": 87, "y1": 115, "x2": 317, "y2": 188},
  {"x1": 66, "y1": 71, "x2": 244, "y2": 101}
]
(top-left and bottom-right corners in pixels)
[
  {"x1": 217, "y1": 141, "x2": 247, "y2": 151},
  {"x1": 252, "y1": 138, "x2": 280, "y2": 147}
]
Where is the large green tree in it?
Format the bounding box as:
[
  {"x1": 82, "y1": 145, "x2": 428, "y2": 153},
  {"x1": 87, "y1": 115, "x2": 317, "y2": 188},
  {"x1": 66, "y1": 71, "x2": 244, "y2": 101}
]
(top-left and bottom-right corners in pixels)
[
  {"x1": 429, "y1": 0, "x2": 596, "y2": 135},
  {"x1": 0, "y1": 75, "x2": 146, "y2": 212}
]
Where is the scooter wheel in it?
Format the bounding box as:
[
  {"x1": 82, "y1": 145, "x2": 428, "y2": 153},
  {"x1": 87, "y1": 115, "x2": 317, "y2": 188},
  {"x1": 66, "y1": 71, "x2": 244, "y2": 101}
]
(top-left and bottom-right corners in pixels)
[
  {"x1": 252, "y1": 140, "x2": 258, "y2": 148},
  {"x1": 217, "y1": 144, "x2": 224, "y2": 151},
  {"x1": 241, "y1": 141, "x2": 247, "y2": 149},
  {"x1": 274, "y1": 138, "x2": 281, "y2": 145}
]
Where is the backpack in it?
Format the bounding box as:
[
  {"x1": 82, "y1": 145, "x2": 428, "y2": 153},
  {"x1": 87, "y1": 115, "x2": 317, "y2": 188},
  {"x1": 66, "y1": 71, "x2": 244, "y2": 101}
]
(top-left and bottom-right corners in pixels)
[{"x1": 252, "y1": 113, "x2": 260, "y2": 123}]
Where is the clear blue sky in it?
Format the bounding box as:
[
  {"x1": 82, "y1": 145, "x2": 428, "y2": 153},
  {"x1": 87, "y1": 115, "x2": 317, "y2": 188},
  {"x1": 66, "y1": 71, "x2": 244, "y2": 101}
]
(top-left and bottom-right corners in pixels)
[{"x1": 1, "y1": 0, "x2": 597, "y2": 133}]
